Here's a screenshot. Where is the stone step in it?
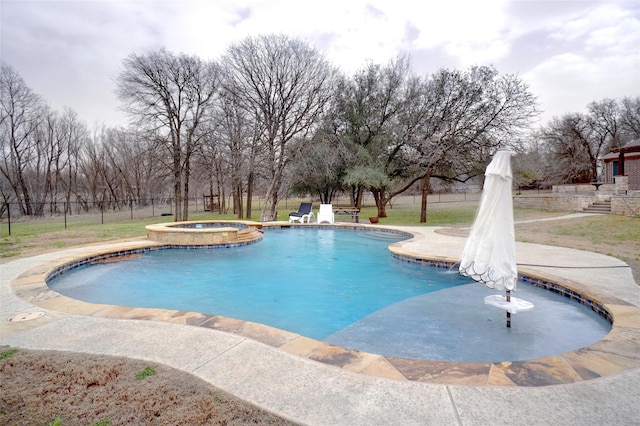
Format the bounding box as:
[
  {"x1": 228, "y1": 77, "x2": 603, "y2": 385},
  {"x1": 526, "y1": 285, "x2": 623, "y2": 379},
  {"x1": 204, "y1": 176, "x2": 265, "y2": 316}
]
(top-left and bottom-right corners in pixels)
[
  {"x1": 236, "y1": 229, "x2": 264, "y2": 243},
  {"x1": 583, "y1": 208, "x2": 611, "y2": 213},
  {"x1": 582, "y1": 200, "x2": 611, "y2": 214}
]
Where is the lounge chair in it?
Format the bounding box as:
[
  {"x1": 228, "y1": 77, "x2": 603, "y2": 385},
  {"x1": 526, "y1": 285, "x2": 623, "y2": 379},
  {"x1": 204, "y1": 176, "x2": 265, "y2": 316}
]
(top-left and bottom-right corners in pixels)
[
  {"x1": 317, "y1": 204, "x2": 335, "y2": 224},
  {"x1": 288, "y1": 202, "x2": 314, "y2": 223}
]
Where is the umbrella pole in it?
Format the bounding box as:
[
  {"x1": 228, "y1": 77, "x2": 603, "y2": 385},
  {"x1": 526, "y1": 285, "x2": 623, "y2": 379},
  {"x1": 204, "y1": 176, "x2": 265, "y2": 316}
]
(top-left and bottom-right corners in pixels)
[{"x1": 506, "y1": 290, "x2": 511, "y2": 328}]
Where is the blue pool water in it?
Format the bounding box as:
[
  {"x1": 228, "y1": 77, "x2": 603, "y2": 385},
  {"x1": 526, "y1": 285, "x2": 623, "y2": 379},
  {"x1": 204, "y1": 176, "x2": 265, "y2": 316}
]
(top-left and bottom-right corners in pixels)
[{"x1": 48, "y1": 227, "x2": 611, "y2": 362}]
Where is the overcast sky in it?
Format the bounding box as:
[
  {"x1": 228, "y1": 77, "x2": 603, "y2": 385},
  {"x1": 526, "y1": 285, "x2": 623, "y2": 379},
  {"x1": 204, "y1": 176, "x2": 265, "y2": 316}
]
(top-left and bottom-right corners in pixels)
[{"x1": 1, "y1": 0, "x2": 639, "y2": 128}]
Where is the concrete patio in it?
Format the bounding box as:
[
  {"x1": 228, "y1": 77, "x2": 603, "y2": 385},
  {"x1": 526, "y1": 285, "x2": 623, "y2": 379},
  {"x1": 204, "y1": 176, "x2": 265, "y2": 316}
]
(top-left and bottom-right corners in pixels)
[{"x1": 1, "y1": 222, "x2": 639, "y2": 425}]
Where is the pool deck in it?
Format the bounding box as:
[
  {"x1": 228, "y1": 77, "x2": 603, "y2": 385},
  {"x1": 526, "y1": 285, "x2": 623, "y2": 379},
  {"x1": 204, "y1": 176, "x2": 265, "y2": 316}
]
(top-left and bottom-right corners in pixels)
[{"x1": 1, "y1": 219, "x2": 639, "y2": 425}]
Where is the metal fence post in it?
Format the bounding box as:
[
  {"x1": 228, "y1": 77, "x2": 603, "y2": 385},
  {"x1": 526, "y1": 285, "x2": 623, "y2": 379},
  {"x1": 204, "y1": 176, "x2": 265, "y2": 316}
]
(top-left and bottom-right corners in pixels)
[
  {"x1": 6, "y1": 202, "x2": 11, "y2": 236},
  {"x1": 64, "y1": 202, "x2": 67, "y2": 229}
]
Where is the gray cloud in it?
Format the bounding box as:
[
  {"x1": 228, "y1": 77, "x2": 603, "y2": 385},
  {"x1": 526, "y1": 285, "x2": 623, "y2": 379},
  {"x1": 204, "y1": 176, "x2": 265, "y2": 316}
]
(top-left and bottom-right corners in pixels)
[{"x1": 1, "y1": 0, "x2": 638, "y2": 127}]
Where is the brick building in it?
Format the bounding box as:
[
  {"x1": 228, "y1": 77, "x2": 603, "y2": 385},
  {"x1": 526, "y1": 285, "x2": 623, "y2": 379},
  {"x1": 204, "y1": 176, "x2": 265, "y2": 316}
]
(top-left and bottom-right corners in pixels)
[{"x1": 601, "y1": 139, "x2": 640, "y2": 190}]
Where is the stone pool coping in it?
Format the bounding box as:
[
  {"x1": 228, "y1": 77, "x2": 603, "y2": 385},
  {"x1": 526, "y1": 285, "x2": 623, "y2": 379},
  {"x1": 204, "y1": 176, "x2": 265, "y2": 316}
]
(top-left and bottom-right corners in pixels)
[
  {"x1": 8, "y1": 223, "x2": 640, "y2": 387},
  {"x1": 146, "y1": 219, "x2": 264, "y2": 245}
]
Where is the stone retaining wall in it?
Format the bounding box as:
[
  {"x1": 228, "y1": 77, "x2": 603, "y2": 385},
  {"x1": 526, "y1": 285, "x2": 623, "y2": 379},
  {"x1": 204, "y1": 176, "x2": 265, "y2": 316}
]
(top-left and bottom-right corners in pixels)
[
  {"x1": 611, "y1": 192, "x2": 640, "y2": 216},
  {"x1": 513, "y1": 192, "x2": 640, "y2": 216},
  {"x1": 513, "y1": 179, "x2": 639, "y2": 216},
  {"x1": 513, "y1": 193, "x2": 593, "y2": 211}
]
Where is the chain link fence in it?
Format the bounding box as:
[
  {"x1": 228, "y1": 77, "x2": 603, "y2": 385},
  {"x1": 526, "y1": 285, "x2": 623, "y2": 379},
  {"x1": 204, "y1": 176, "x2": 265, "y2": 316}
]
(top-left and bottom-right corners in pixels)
[
  {"x1": 0, "y1": 190, "x2": 482, "y2": 236},
  {"x1": 0, "y1": 197, "x2": 208, "y2": 236}
]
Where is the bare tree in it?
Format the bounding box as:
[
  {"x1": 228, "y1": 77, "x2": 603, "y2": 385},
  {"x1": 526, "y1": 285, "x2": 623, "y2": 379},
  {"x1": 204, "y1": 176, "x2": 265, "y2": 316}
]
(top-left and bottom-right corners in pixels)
[
  {"x1": 333, "y1": 57, "x2": 411, "y2": 210},
  {"x1": 337, "y1": 63, "x2": 537, "y2": 221},
  {"x1": 408, "y1": 67, "x2": 538, "y2": 222},
  {"x1": 532, "y1": 96, "x2": 639, "y2": 186},
  {"x1": 288, "y1": 130, "x2": 350, "y2": 203},
  {"x1": 540, "y1": 114, "x2": 599, "y2": 183},
  {"x1": 222, "y1": 34, "x2": 335, "y2": 221},
  {"x1": 0, "y1": 63, "x2": 45, "y2": 214},
  {"x1": 116, "y1": 49, "x2": 219, "y2": 221},
  {"x1": 620, "y1": 96, "x2": 640, "y2": 139},
  {"x1": 56, "y1": 107, "x2": 88, "y2": 212},
  {"x1": 511, "y1": 137, "x2": 548, "y2": 189},
  {"x1": 588, "y1": 99, "x2": 625, "y2": 150},
  {"x1": 26, "y1": 108, "x2": 51, "y2": 213},
  {"x1": 197, "y1": 89, "x2": 267, "y2": 218},
  {"x1": 194, "y1": 129, "x2": 227, "y2": 214},
  {"x1": 540, "y1": 98, "x2": 632, "y2": 184}
]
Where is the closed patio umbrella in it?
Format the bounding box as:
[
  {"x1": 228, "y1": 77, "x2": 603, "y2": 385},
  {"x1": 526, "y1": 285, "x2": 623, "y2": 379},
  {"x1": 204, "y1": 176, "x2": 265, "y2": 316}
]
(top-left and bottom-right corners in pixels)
[{"x1": 459, "y1": 149, "x2": 533, "y2": 327}]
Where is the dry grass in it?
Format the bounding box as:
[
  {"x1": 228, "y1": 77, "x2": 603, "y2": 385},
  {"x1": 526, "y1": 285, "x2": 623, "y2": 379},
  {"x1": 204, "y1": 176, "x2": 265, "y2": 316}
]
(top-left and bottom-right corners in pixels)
[
  {"x1": 0, "y1": 348, "x2": 297, "y2": 425},
  {"x1": 514, "y1": 214, "x2": 640, "y2": 283},
  {"x1": 441, "y1": 213, "x2": 640, "y2": 283}
]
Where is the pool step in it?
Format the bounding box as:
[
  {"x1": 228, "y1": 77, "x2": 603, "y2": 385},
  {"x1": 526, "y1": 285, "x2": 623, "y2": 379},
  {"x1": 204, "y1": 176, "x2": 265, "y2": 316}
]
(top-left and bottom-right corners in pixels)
[{"x1": 236, "y1": 228, "x2": 264, "y2": 243}]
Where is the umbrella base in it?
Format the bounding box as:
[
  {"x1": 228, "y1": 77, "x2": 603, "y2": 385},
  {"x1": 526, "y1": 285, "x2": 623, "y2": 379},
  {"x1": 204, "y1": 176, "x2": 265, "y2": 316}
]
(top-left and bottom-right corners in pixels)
[{"x1": 485, "y1": 295, "x2": 534, "y2": 314}]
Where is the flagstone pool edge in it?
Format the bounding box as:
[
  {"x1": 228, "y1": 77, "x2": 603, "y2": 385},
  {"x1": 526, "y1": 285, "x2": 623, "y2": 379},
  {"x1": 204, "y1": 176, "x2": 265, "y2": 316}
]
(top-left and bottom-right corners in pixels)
[{"x1": 7, "y1": 224, "x2": 640, "y2": 387}]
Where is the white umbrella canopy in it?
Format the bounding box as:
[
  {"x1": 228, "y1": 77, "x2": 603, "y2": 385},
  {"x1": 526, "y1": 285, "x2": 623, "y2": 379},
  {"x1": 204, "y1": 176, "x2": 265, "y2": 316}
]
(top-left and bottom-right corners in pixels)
[{"x1": 459, "y1": 149, "x2": 533, "y2": 327}]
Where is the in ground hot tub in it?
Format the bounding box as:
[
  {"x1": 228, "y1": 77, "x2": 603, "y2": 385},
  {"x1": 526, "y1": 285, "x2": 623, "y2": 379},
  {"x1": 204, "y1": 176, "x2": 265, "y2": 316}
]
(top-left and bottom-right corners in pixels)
[{"x1": 146, "y1": 220, "x2": 263, "y2": 246}]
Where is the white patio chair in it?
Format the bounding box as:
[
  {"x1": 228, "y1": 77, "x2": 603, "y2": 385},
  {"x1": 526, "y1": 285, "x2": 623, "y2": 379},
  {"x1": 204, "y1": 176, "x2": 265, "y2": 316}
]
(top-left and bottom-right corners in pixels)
[{"x1": 317, "y1": 204, "x2": 335, "y2": 224}]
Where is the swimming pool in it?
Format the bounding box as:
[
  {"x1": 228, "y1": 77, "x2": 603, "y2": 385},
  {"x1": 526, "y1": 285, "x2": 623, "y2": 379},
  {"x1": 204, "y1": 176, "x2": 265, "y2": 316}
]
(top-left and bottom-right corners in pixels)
[{"x1": 47, "y1": 227, "x2": 611, "y2": 362}]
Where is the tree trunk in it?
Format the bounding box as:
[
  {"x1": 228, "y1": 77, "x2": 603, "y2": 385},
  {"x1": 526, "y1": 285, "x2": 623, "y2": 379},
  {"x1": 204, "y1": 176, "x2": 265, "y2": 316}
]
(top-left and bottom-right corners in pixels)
[
  {"x1": 371, "y1": 188, "x2": 388, "y2": 217},
  {"x1": 420, "y1": 169, "x2": 431, "y2": 223},
  {"x1": 182, "y1": 180, "x2": 189, "y2": 221},
  {"x1": 173, "y1": 140, "x2": 182, "y2": 221},
  {"x1": 270, "y1": 191, "x2": 279, "y2": 221},
  {"x1": 260, "y1": 181, "x2": 274, "y2": 221},
  {"x1": 348, "y1": 185, "x2": 364, "y2": 209},
  {"x1": 355, "y1": 184, "x2": 364, "y2": 209},
  {"x1": 182, "y1": 135, "x2": 194, "y2": 221},
  {"x1": 173, "y1": 180, "x2": 181, "y2": 221},
  {"x1": 261, "y1": 161, "x2": 284, "y2": 221},
  {"x1": 219, "y1": 187, "x2": 226, "y2": 214},
  {"x1": 245, "y1": 172, "x2": 254, "y2": 219},
  {"x1": 234, "y1": 184, "x2": 243, "y2": 218},
  {"x1": 17, "y1": 169, "x2": 33, "y2": 215}
]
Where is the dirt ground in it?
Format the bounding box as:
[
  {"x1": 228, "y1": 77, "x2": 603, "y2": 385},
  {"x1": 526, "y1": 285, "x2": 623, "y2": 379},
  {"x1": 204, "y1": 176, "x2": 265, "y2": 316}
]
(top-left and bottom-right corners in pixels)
[
  {"x1": 1, "y1": 212, "x2": 637, "y2": 425},
  {"x1": 0, "y1": 348, "x2": 298, "y2": 426}
]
